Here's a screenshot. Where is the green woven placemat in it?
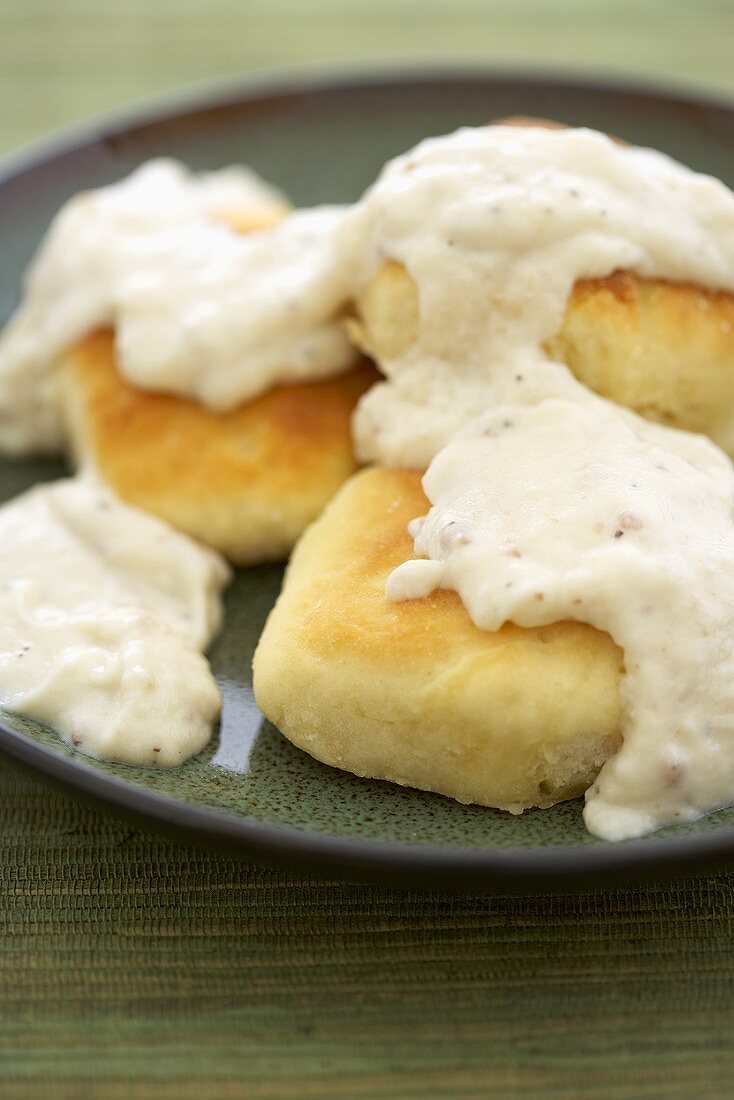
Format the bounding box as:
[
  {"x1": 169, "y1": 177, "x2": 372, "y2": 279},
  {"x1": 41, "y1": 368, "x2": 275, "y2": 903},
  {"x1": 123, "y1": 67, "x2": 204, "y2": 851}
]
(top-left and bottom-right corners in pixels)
[{"x1": 1, "y1": 759, "x2": 733, "y2": 1099}]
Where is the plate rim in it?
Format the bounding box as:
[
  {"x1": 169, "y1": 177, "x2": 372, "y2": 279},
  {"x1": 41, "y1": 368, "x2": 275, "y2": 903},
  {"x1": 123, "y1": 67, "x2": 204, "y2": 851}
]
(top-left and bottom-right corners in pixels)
[
  {"x1": 4, "y1": 716, "x2": 734, "y2": 891},
  {"x1": 2, "y1": 63, "x2": 734, "y2": 890},
  {"x1": 2, "y1": 60, "x2": 733, "y2": 188}
]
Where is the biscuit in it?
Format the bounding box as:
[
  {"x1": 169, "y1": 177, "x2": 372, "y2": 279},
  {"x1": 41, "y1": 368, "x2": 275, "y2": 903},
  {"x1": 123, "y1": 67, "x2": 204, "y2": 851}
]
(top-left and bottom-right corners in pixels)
[
  {"x1": 253, "y1": 466, "x2": 624, "y2": 812},
  {"x1": 60, "y1": 329, "x2": 378, "y2": 564},
  {"x1": 349, "y1": 262, "x2": 734, "y2": 453}
]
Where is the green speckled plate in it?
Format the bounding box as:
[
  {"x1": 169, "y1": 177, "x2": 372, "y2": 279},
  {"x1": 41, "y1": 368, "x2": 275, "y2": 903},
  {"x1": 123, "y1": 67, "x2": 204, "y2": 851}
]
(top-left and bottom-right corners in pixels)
[{"x1": 2, "y1": 68, "x2": 734, "y2": 891}]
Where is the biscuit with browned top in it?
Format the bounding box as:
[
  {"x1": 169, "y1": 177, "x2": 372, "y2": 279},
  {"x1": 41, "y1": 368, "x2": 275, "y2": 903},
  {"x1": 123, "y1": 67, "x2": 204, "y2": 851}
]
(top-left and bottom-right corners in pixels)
[{"x1": 253, "y1": 466, "x2": 624, "y2": 812}]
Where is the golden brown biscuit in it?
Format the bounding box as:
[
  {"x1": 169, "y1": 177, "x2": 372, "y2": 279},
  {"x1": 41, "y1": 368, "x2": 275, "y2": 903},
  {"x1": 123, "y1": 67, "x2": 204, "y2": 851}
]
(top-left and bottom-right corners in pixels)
[
  {"x1": 349, "y1": 263, "x2": 734, "y2": 453},
  {"x1": 60, "y1": 329, "x2": 378, "y2": 564},
  {"x1": 548, "y1": 272, "x2": 734, "y2": 443},
  {"x1": 253, "y1": 466, "x2": 624, "y2": 812},
  {"x1": 214, "y1": 203, "x2": 290, "y2": 234},
  {"x1": 491, "y1": 116, "x2": 628, "y2": 144}
]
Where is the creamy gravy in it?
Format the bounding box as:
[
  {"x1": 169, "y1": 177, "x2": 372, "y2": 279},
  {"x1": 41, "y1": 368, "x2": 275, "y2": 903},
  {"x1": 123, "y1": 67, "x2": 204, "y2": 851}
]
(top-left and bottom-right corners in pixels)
[
  {"x1": 341, "y1": 125, "x2": 734, "y2": 468},
  {"x1": 0, "y1": 159, "x2": 355, "y2": 454},
  {"x1": 0, "y1": 476, "x2": 230, "y2": 766},
  {"x1": 388, "y1": 395, "x2": 734, "y2": 839},
  {"x1": 366, "y1": 126, "x2": 734, "y2": 838}
]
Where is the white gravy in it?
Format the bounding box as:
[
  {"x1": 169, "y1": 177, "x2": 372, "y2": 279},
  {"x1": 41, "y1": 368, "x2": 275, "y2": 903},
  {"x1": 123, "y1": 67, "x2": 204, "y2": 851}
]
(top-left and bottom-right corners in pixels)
[
  {"x1": 341, "y1": 125, "x2": 734, "y2": 468},
  {"x1": 0, "y1": 159, "x2": 355, "y2": 455},
  {"x1": 0, "y1": 476, "x2": 230, "y2": 766},
  {"x1": 361, "y1": 125, "x2": 734, "y2": 838},
  {"x1": 388, "y1": 395, "x2": 734, "y2": 840}
]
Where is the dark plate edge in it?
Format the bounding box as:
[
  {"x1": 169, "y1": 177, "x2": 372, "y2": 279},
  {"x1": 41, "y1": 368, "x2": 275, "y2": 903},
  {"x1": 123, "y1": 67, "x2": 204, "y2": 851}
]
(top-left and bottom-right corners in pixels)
[
  {"x1": 2, "y1": 711, "x2": 734, "y2": 893},
  {"x1": 1, "y1": 64, "x2": 733, "y2": 890},
  {"x1": 1, "y1": 61, "x2": 734, "y2": 190}
]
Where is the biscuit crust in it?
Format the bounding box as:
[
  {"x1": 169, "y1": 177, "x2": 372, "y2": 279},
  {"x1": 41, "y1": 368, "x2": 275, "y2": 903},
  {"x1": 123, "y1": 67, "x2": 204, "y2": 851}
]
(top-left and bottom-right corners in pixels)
[
  {"x1": 253, "y1": 466, "x2": 624, "y2": 812},
  {"x1": 60, "y1": 329, "x2": 378, "y2": 563},
  {"x1": 349, "y1": 263, "x2": 734, "y2": 452}
]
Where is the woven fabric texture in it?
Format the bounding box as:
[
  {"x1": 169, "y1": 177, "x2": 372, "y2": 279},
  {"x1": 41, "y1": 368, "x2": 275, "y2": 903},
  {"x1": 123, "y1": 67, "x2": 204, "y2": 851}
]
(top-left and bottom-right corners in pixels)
[{"x1": 2, "y1": 763, "x2": 733, "y2": 1097}]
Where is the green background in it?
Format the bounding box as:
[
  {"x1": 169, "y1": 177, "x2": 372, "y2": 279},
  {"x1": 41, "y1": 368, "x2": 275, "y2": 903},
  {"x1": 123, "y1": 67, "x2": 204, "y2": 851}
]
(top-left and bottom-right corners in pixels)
[
  {"x1": 2, "y1": 1, "x2": 734, "y2": 1096},
  {"x1": 3, "y1": 0, "x2": 734, "y2": 156}
]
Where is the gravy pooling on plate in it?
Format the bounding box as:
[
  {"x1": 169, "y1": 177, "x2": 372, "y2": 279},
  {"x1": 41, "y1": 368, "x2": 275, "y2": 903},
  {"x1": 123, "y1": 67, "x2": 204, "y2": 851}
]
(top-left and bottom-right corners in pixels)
[{"x1": 0, "y1": 476, "x2": 229, "y2": 766}]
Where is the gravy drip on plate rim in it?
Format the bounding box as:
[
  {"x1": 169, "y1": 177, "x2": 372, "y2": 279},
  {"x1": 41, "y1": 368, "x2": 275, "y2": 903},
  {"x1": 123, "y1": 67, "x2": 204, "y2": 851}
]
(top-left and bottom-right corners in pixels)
[{"x1": 344, "y1": 124, "x2": 734, "y2": 839}]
